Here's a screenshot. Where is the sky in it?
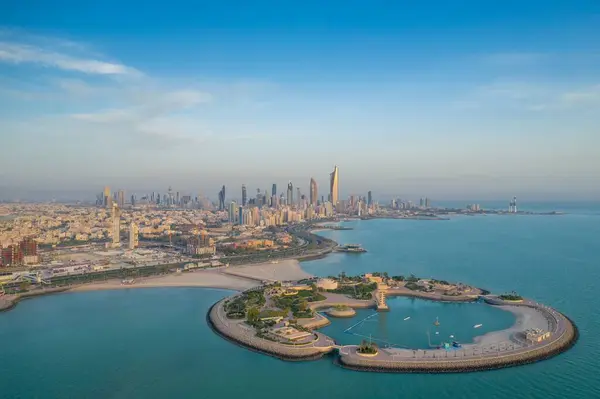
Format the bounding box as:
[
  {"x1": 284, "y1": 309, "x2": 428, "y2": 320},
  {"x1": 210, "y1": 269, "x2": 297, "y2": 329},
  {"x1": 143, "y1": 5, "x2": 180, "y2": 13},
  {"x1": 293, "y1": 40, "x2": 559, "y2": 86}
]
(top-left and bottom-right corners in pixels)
[{"x1": 1, "y1": 0, "x2": 599, "y2": 201}]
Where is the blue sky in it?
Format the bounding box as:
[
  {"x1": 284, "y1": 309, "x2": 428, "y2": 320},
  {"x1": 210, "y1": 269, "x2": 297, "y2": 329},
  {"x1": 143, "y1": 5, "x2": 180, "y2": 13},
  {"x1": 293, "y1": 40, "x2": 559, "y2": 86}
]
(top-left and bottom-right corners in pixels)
[{"x1": 1, "y1": 0, "x2": 599, "y2": 201}]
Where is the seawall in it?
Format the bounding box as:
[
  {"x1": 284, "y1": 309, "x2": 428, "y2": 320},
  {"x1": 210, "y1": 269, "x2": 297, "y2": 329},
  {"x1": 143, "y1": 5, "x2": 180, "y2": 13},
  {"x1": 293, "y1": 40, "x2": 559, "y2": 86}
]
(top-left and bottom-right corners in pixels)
[{"x1": 207, "y1": 298, "x2": 335, "y2": 362}]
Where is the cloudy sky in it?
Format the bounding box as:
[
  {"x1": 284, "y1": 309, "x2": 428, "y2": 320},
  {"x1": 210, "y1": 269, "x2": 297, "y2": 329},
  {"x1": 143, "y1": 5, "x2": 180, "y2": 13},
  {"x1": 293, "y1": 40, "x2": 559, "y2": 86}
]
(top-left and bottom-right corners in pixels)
[{"x1": 1, "y1": 1, "x2": 599, "y2": 201}]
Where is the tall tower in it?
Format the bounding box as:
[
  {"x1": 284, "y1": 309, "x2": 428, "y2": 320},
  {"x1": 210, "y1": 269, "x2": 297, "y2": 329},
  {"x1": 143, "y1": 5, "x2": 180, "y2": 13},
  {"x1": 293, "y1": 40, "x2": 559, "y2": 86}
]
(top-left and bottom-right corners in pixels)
[
  {"x1": 242, "y1": 185, "x2": 247, "y2": 206},
  {"x1": 103, "y1": 186, "x2": 111, "y2": 208},
  {"x1": 229, "y1": 201, "x2": 237, "y2": 223},
  {"x1": 218, "y1": 186, "x2": 226, "y2": 210},
  {"x1": 117, "y1": 190, "x2": 125, "y2": 208},
  {"x1": 129, "y1": 222, "x2": 138, "y2": 250},
  {"x1": 367, "y1": 191, "x2": 372, "y2": 207},
  {"x1": 296, "y1": 187, "x2": 301, "y2": 206},
  {"x1": 330, "y1": 165, "x2": 339, "y2": 206},
  {"x1": 111, "y1": 203, "x2": 121, "y2": 247},
  {"x1": 309, "y1": 178, "x2": 318, "y2": 206},
  {"x1": 287, "y1": 181, "x2": 293, "y2": 206}
]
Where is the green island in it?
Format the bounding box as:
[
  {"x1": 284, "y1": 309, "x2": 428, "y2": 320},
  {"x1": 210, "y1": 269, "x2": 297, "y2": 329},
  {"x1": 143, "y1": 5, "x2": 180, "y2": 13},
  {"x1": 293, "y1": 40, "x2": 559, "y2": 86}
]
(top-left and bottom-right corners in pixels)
[{"x1": 208, "y1": 272, "x2": 578, "y2": 373}]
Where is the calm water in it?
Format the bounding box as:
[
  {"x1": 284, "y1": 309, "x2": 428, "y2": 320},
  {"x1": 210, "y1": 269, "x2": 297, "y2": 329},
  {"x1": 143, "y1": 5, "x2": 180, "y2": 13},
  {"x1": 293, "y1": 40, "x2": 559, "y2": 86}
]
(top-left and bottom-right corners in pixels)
[
  {"x1": 320, "y1": 297, "x2": 515, "y2": 348},
  {"x1": 2, "y1": 204, "x2": 600, "y2": 399}
]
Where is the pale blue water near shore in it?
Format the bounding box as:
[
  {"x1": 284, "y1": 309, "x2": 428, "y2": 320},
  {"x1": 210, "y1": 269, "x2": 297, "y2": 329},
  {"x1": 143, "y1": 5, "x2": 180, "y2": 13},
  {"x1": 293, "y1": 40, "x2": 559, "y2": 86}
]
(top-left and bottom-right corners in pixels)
[{"x1": 2, "y1": 203, "x2": 600, "y2": 399}]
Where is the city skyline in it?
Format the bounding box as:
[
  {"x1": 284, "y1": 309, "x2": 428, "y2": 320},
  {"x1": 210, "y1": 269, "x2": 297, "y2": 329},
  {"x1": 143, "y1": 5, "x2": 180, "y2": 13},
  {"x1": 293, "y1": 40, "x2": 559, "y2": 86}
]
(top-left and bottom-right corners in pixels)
[{"x1": 1, "y1": 1, "x2": 599, "y2": 200}]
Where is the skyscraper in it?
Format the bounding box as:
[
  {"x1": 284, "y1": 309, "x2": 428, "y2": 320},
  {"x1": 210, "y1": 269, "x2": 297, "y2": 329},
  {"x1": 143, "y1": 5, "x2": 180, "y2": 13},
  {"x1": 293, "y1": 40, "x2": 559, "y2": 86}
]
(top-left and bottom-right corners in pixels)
[
  {"x1": 296, "y1": 187, "x2": 301, "y2": 206},
  {"x1": 229, "y1": 201, "x2": 237, "y2": 223},
  {"x1": 103, "y1": 186, "x2": 111, "y2": 208},
  {"x1": 330, "y1": 165, "x2": 339, "y2": 206},
  {"x1": 117, "y1": 190, "x2": 125, "y2": 208},
  {"x1": 287, "y1": 181, "x2": 293, "y2": 205},
  {"x1": 310, "y1": 178, "x2": 318, "y2": 206},
  {"x1": 218, "y1": 186, "x2": 226, "y2": 210},
  {"x1": 111, "y1": 203, "x2": 121, "y2": 247},
  {"x1": 129, "y1": 222, "x2": 138, "y2": 250},
  {"x1": 367, "y1": 191, "x2": 372, "y2": 207},
  {"x1": 242, "y1": 184, "x2": 247, "y2": 206},
  {"x1": 272, "y1": 184, "x2": 277, "y2": 197}
]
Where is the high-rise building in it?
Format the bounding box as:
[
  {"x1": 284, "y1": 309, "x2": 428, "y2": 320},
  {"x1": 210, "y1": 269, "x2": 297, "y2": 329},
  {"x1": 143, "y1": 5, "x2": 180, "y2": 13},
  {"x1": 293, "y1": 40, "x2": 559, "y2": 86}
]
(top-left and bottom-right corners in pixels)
[
  {"x1": 117, "y1": 190, "x2": 125, "y2": 208},
  {"x1": 287, "y1": 181, "x2": 293, "y2": 206},
  {"x1": 425, "y1": 197, "x2": 431, "y2": 208},
  {"x1": 103, "y1": 186, "x2": 111, "y2": 208},
  {"x1": 218, "y1": 186, "x2": 226, "y2": 210},
  {"x1": 242, "y1": 185, "x2": 247, "y2": 206},
  {"x1": 238, "y1": 206, "x2": 244, "y2": 225},
  {"x1": 367, "y1": 191, "x2": 372, "y2": 207},
  {"x1": 229, "y1": 201, "x2": 237, "y2": 223},
  {"x1": 330, "y1": 165, "x2": 339, "y2": 206},
  {"x1": 272, "y1": 184, "x2": 277, "y2": 197},
  {"x1": 129, "y1": 222, "x2": 139, "y2": 250},
  {"x1": 310, "y1": 178, "x2": 318, "y2": 206},
  {"x1": 296, "y1": 187, "x2": 301, "y2": 206},
  {"x1": 1, "y1": 245, "x2": 23, "y2": 267},
  {"x1": 509, "y1": 196, "x2": 518, "y2": 213},
  {"x1": 111, "y1": 203, "x2": 121, "y2": 247},
  {"x1": 131, "y1": 194, "x2": 136, "y2": 207}
]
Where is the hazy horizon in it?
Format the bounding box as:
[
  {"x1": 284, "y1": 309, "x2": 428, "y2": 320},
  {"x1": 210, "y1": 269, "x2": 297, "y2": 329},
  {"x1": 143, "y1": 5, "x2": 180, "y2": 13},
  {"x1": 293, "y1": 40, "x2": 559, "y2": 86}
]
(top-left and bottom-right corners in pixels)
[{"x1": 1, "y1": 1, "x2": 599, "y2": 200}]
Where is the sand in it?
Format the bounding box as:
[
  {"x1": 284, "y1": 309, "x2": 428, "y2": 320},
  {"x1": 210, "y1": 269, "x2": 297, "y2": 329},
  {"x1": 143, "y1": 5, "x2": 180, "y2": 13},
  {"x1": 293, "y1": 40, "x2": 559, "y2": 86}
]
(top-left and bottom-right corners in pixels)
[
  {"x1": 472, "y1": 305, "x2": 549, "y2": 346},
  {"x1": 222, "y1": 259, "x2": 313, "y2": 282},
  {"x1": 70, "y1": 270, "x2": 259, "y2": 293}
]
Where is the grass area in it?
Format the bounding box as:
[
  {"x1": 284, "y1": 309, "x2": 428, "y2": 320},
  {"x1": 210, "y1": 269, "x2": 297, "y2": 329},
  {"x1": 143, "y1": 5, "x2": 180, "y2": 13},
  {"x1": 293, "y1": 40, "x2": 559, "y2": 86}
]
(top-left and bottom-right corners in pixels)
[{"x1": 330, "y1": 282, "x2": 377, "y2": 300}]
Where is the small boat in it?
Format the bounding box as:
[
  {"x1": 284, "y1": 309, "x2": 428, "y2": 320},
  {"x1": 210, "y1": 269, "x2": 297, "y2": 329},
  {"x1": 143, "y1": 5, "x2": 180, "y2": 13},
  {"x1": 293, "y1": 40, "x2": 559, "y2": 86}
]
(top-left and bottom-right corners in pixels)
[
  {"x1": 435, "y1": 331, "x2": 440, "y2": 335},
  {"x1": 403, "y1": 317, "x2": 411, "y2": 321},
  {"x1": 452, "y1": 341, "x2": 462, "y2": 348},
  {"x1": 474, "y1": 324, "x2": 483, "y2": 329},
  {"x1": 434, "y1": 317, "x2": 440, "y2": 326},
  {"x1": 449, "y1": 335, "x2": 454, "y2": 338}
]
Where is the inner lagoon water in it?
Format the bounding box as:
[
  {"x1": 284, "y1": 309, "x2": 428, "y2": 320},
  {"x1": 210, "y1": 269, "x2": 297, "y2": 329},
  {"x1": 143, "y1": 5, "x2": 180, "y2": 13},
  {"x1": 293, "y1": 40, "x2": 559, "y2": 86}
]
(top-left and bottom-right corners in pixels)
[
  {"x1": 2, "y1": 203, "x2": 600, "y2": 399},
  {"x1": 319, "y1": 297, "x2": 515, "y2": 348}
]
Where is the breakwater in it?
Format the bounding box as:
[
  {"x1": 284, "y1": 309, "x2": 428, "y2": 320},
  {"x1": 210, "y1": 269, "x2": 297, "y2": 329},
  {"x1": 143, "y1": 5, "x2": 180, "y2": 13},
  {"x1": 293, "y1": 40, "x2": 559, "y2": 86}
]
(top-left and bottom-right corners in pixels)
[
  {"x1": 207, "y1": 298, "x2": 335, "y2": 362},
  {"x1": 337, "y1": 304, "x2": 578, "y2": 373},
  {"x1": 0, "y1": 287, "x2": 70, "y2": 312}
]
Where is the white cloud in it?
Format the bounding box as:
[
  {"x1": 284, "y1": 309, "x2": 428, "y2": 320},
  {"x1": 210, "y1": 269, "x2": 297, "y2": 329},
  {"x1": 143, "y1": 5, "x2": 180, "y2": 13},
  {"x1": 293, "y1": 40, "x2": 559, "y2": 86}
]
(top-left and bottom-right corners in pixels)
[{"x1": 0, "y1": 41, "x2": 140, "y2": 76}]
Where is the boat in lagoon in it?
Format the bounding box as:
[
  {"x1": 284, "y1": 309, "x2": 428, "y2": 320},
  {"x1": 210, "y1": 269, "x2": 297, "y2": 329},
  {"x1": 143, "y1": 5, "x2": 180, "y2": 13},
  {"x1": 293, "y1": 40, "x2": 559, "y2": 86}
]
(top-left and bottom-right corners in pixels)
[{"x1": 474, "y1": 324, "x2": 483, "y2": 328}]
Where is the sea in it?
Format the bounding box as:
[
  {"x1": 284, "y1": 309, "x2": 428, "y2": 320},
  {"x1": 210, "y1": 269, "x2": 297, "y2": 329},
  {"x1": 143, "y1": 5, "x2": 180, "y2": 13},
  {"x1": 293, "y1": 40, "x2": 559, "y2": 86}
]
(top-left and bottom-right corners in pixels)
[{"x1": 1, "y1": 202, "x2": 600, "y2": 399}]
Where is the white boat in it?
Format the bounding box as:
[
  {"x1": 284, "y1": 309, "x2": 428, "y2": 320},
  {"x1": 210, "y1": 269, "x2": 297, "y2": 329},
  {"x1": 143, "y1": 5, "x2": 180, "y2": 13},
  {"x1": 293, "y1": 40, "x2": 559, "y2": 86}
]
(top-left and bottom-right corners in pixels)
[
  {"x1": 435, "y1": 331, "x2": 439, "y2": 335},
  {"x1": 474, "y1": 324, "x2": 483, "y2": 328},
  {"x1": 450, "y1": 335, "x2": 454, "y2": 338},
  {"x1": 403, "y1": 317, "x2": 411, "y2": 321}
]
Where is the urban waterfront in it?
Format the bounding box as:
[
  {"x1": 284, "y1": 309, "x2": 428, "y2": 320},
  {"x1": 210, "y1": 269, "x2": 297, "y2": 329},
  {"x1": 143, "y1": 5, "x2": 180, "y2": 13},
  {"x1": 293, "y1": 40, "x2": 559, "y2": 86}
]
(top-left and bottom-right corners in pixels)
[{"x1": 1, "y1": 206, "x2": 599, "y2": 399}]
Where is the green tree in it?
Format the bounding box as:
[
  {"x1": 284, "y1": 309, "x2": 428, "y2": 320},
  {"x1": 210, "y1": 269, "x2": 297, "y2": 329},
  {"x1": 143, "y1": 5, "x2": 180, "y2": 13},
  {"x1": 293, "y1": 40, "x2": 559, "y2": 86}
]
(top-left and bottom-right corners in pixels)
[{"x1": 247, "y1": 307, "x2": 260, "y2": 322}]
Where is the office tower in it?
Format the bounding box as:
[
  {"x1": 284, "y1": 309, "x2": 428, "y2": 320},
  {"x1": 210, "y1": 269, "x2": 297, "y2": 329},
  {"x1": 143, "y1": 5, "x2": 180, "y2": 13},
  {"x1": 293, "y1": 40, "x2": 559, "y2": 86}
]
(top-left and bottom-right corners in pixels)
[
  {"x1": 239, "y1": 206, "x2": 244, "y2": 225},
  {"x1": 218, "y1": 186, "x2": 226, "y2": 210},
  {"x1": 111, "y1": 203, "x2": 121, "y2": 247},
  {"x1": 287, "y1": 181, "x2": 293, "y2": 206},
  {"x1": 272, "y1": 184, "x2": 277, "y2": 197},
  {"x1": 425, "y1": 197, "x2": 431, "y2": 208},
  {"x1": 330, "y1": 165, "x2": 339, "y2": 205},
  {"x1": 367, "y1": 191, "x2": 372, "y2": 207},
  {"x1": 310, "y1": 178, "x2": 318, "y2": 206},
  {"x1": 176, "y1": 191, "x2": 180, "y2": 205},
  {"x1": 117, "y1": 190, "x2": 125, "y2": 208},
  {"x1": 419, "y1": 198, "x2": 425, "y2": 208},
  {"x1": 296, "y1": 187, "x2": 301, "y2": 206},
  {"x1": 229, "y1": 201, "x2": 237, "y2": 223},
  {"x1": 129, "y1": 222, "x2": 139, "y2": 250},
  {"x1": 242, "y1": 185, "x2": 247, "y2": 206},
  {"x1": 131, "y1": 194, "x2": 136, "y2": 207},
  {"x1": 103, "y1": 186, "x2": 111, "y2": 208}
]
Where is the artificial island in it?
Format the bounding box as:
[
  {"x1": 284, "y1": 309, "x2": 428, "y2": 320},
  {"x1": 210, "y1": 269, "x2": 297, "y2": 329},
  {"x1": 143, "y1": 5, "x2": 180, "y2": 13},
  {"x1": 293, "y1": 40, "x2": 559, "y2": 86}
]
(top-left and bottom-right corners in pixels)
[{"x1": 208, "y1": 272, "x2": 578, "y2": 373}]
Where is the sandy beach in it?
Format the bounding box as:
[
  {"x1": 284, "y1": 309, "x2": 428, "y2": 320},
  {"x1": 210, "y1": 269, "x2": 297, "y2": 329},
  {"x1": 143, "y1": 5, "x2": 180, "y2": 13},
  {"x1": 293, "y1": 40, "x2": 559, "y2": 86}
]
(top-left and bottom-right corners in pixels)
[
  {"x1": 222, "y1": 259, "x2": 313, "y2": 282},
  {"x1": 471, "y1": 305, "x2": 549, "y2": 346},
  {"x1": 70, "y1": 269, "x2": 259, "y2": 293}
]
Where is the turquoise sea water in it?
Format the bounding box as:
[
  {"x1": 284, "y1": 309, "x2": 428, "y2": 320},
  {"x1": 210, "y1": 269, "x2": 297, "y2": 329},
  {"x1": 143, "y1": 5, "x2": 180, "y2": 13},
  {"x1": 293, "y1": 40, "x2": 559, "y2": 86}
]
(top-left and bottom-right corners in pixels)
[
  {"x1": 2, "y1": 204, "x2": 600, "y2": 399},
  {"x1": 319, "y1": 297, "x2": 515, "y2": 348}
]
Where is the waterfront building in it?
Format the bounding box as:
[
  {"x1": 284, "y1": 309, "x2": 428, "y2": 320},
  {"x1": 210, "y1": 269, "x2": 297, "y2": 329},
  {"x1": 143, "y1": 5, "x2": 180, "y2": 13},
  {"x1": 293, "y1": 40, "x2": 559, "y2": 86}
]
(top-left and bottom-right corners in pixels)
[
  {"x1": 509, "y1": 196, "x2": 518, "y2": 213},
  {"x1": 330, "y1": 165, "x2": 339, "y2": 206},
  {"x1": 129, "y1": 222, "x2": 139, "y2": 250},
  {"x1": 367, "y1": 191, "x2": 372, "y2": 207},
  {"x1": 425, "y1": 197, "x2": 431, "y2": 208},
  {"x1": 242, "y1": 185, "x2": 247, "y2": 206},
  {"x1": 1, "y1": 245, "x2": 23, "y2": 267}
]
